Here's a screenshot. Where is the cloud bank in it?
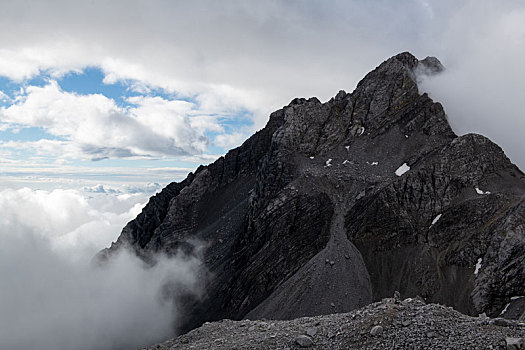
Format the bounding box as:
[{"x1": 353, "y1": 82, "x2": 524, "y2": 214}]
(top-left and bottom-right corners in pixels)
[
  {"x1": 418, "y1": 1, "x2": 525, "y2": 170},
  {"x1": 0, "y1": 188, "x2": 204, "y2": 350}
]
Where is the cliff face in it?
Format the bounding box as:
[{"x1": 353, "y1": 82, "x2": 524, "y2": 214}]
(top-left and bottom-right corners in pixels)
[{"x1": 101, "y1": 52, "x2": 525, "y2": 333}]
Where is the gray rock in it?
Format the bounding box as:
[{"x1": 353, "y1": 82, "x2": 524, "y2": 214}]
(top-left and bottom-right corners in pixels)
[
  {"x1": 141, "y1": 298, "x2": 525, "y2": 350},
  {"x1": 507, "y1": 338, "x2": 525, "y2": 350},
  {"x1": 370, "y1": 325, "x2": 383, "y2": 336},
  {"x1": 294, "y1": 335, "x2": 313, "y2": 347},
  {"x1": 393, "y1": 290, "x2": 401, "y2": 301},
  {"x1": 305, "y1": 327, "x2": 317, "y2": 337},
  {"x1": 426, "y1": 331, "x2": 437, "y2": 338},
  {"x1": 494, "y1": 318, "x2": 514, "y2": 327}
]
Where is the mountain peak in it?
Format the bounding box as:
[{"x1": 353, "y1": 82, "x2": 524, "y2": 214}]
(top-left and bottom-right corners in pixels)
[
  {"x1": 383, "y1": 52, "x2": 443, "y2": 75},
  {"x1": 391, "y1": 51, "x2": 420, "y2": 68},
  {"x1": 102, "y1": 53, "x2": 525, "y2": 336}
]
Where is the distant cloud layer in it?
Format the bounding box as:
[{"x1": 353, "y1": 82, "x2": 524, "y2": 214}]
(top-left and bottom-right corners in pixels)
[{"x1": 0, "y1": 187, "x2": 146, "y2": 252}]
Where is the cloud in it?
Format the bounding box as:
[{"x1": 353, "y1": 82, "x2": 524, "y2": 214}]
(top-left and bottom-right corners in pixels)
[
  {"x1": 82, "y1": 182, "x2": 162, "y2": 195},
  {"x1": 0, "y1": 187, "x2": 145, "y2": 250},
  {"x1": 0, "y1": 234, "x2": 203, "y2": 350},
  {"x1": 0, "y1": 90, "x2": 10, "y2": 102},
  {"x1": 0, "y1": 187, "x2": 204, "y2": 350},
  {"x1": 417, "y1": 1, "x2": 525, "y2": 170},
  {"x1": 213, "y1": 129, "x2": 252, "y2": 150},
  {"x1": 0, "y1": 82, "x2": 224, "y2": 159}
]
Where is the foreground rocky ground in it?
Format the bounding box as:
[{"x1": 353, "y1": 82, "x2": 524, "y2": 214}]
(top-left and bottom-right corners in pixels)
[{"x1": 142, "y1": 298, "x2": 525, "y2": 349}]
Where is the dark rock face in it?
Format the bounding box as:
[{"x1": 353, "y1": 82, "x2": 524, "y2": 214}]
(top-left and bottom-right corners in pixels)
[{"x1": 101, "y1": 52, "x2": 525, "y2": 333}]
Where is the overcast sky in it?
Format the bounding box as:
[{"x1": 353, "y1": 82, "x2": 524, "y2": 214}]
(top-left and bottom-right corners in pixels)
[{"x1": 1, "y1": 1, "x2": 524, "y2": 348}]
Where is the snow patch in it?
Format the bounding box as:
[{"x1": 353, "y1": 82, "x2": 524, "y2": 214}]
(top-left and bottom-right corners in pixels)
[
  {"x1": 325, "y1": 159, "x2": 332, "y2": 167},
  {"x1": 342, "y1": 160, "x2": 350, "y2": 165},
  {"x1": 371, "y1": 161, "x2": 378, "y2": 166},
  {"x1": 345, "y1": 145, "x2": 350, "y2": 151},
  {"x1": 475, "y1": 187, "x2": 491, "y2": 195},
  {"x1": 309, "y1": 156, "x2": 314, "y2": 160},
  {"x1": 359, "y1": 127, "x2": 365, "y2": 136},
  {"x1": 429, "y1": 213, "x2": 442, "y2": 228},
  {"x1": 510, "y1": 296, "x2": 524, "y2": 301},
  {"x1": 474, "y1": 258, "x2": 482, "y2": 275},
  {"x1": 500, "y1": 303, "x2": 511, "y2": 316},
  {"x1": 395, "y1": 163, "x2": 410, "y2": 176},
  {"x1": 405, "y1": 135, "x2": 409, "y2": 138}
]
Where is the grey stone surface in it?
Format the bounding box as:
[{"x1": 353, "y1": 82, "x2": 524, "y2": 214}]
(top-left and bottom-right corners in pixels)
[
  {"x1": 305, "y1": 327, "x2": 317, "y2": 337},
  {"x1": 139, "y1": 298, "x2": 525, "y2": 349},
  {"x1": 294, "y1": 335, "x2": 313, "y2": 347},
  {"x1": 506, "y1": 337, "x2": 525, "y2": 350},
  {"x1": 370, "y1": 325, "x2": 383, "y2": 336}
]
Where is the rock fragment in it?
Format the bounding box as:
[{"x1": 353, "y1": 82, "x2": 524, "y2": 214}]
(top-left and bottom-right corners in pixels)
[
  {"x1": 294, "y1": 335, "x2": 313, "y2": 347},
  {"x1": 370, "y1": 325, "x2": 383, "y2": 336},
  {"x1": 506, "y1": 337, "x2": 525, "y2": 350},
  {"x1": 305, "y1": 327, "x2": 318, "y2": 337},
  {"x1": 494, "y1": 318, "x2": 514, "y2": 327}
]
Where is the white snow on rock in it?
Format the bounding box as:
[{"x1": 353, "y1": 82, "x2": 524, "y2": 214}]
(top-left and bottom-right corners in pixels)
[
  {"x1": 500, "y1": 297, "x2": 525, "y2": 315},
  {"x1": 310, "y1": 156, "x2": 314, "y2": 159},
  {"x1": 345, "y1": 145, "x2": 350, "y2": 151},
  {"x1": 342, "y1": 160, "x2": 350, "y2": 165},
  {"x1": 475, "y1": 187, "x2": 491, "y2": 195},
  {"x1": 474, "y1": 258, "x2": 482, "y2": 275},
  {"x1": 405, "y1": 135, "x2": 409, "y2": 138},
  {"x1": 429, "y1": 214, "x2": 442, "y2": 228},
  {"x1": 395, "y1": 163, "x2": 410, "y2": 176},
  {"x1": 371, "y1": 162, "x2": 378, "y2": 166},
  {"x1": 359, "y1": 127, "x2": 365, "y2": 136},
  {"x1": 500, "y1": 303, "x2": 511, "y2": 316},
  {"x1": 325, "y1": 159, "x2": 332, "y2": 167}
]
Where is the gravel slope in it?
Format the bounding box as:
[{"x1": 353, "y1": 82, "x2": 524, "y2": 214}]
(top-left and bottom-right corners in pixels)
[{"x1": 141, "y1": 298, "x2": 525, "y2": 349}]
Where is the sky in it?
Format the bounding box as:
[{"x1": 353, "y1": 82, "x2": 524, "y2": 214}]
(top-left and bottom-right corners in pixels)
[{"x1": 1, "y1": 1, "x2": 524, "y2": 349}]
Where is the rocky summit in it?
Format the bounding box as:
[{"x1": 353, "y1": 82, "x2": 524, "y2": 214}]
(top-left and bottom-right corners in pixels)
[{"x1": 100, "y1": 52, "x2": 525, "y2": 344}]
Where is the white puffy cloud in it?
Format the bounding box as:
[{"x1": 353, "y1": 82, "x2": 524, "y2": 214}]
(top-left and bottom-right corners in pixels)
[
  {"x1": 0, "y1": 90, "x2": 10, "y2": 102},
  {"x1": 0, "y1": 187, "x2": 145, "y2": 251},
  {"x1": 0, "y1": 82, "x2": 224, "y2": 159},
  {"x1": 0, "y1": 187, "x2": 205, "y2": 350}
]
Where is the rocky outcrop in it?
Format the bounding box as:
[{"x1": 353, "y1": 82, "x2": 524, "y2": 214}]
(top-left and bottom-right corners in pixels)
[
  {"x1": 140, "y1": 297, "x2": 525, "y2": 350},
  {"x1": 101, "y1": 52, "x2": 525, "y2": 334}
]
